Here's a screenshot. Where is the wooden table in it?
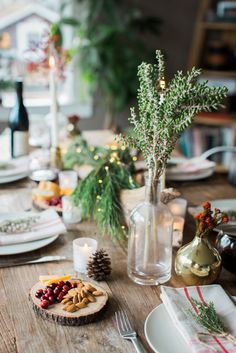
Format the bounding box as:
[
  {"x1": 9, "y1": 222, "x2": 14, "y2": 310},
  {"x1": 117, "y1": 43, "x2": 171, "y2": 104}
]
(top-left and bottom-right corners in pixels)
[{"x1": 0, "y1": 173, "x2": 236, "y2": 353}]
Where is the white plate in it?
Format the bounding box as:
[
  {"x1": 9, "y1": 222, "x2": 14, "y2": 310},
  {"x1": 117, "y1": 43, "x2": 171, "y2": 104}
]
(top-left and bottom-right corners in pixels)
[
  {"x1": 144, "y1": 297, "x2": 236, "y2": 353},
  {"x1": 0, "y1": 156, "x2": 29, "y2": 177},
  {"x1": 144, "y1": 304, "x2": 189, "y2": 353},
  {"x1": 0, "y1": 234, "x2": 59, "y2": 255},
  {"x1": 166, "y1": 167, "x2": 214, "y2": 181},
  {"x1": 0, "y1": 171, "x2": 29, "y2": 184}
]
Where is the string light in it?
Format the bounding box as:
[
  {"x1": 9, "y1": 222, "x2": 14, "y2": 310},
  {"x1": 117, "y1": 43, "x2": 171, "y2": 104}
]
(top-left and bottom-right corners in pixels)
[
  {"x1": 94, "y1": 155, "x2": 99, "y2": 160},
  {"x1": 110, "y1": 157, "x2": 115, "y2": 163},
  {"x1": 121, "y1": 146, "x2": 126, "y2": 151},
  {"x1": 121, "y1": 225, "x2": 126, "y2": 230},
  {"x1": 89, "y1": 146, "x2": 95, "y2": 152},
  {"x1": 98, "y1": 179, "x2": 103, "y2": 184},
  {"x1": 97, "y1": 208, "x2": 102, "y2": 212},
  {"x1": 117, "y1": 161, "x2": 121, "y2": 165},
  {"x1": 132, "y1": 156, "x2": 138, "y2": 161},
  {"x1": 110, "y1": 145, "x2": 117, "y2": 151},
  {"x1": 105, "y1": 166, "x2": 109, "y2": 172},
  {"x1": 96, "y1": 195, "x2": 101, "y2": 200},
  {"x1": 76, "y1": 147, "x2": 81, "y2": 153}
]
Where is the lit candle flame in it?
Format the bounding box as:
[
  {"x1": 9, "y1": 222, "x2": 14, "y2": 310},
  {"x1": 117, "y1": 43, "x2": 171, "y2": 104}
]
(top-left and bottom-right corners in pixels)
[{"x1": 49, "y1": 55, "x2": 56, "y2": 69}]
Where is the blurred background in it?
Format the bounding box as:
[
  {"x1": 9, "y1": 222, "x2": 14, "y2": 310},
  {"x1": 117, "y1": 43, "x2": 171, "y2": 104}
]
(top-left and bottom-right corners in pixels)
[{"x1": 1, "y1": 0, "x2": 236, "y2": 169}]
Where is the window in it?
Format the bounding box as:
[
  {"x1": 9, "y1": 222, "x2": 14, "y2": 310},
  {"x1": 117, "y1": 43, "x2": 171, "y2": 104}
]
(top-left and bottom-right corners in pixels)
[{"x1": 0, "y1": 0, "x2": 92, "y2": 119}]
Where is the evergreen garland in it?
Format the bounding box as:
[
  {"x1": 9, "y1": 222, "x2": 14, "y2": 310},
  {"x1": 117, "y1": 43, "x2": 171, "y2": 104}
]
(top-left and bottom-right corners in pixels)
[{"x1": 66, "y1": 137, "x2": 138, "y2": 240}]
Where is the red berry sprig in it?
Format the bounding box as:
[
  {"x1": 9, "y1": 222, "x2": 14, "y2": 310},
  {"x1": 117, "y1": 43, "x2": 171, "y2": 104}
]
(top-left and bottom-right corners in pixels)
[{"x1": 194, "y1": 201, "x2": 229, "y2": 238}]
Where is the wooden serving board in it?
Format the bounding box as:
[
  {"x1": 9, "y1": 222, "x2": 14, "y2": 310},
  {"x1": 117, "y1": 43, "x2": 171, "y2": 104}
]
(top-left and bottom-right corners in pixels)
[{"x1": 29, "y1": 282, "x2": 108, "y2": 326}]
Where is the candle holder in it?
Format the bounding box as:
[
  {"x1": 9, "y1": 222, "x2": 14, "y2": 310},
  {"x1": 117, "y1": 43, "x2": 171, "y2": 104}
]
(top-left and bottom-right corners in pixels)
[
  {"x1": 73, "y1": 238, "x2": 98, "y2": 274},
  {"x1": 50, "y1": 146, "x2": 63, "y2": 170},
  {"x1": 62, "y1": 195, "x2": 82, "y2": 224},
  {"x1": 173, "y1": 216, "x2": 185, "y2": 248},
  {"x1": 168, "y1": 198, "x2": 187, "y2": 218},
  {"x1": 59, "y1": 170, "x2": 78, "y2": 195}
]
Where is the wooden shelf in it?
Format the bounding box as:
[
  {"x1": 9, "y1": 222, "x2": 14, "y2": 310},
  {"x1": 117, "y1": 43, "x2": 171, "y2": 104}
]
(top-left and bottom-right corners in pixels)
[
  {"x1": 202, "y1": 70, "x2": 236, "y2": 78},
  {"x1": 201, "y1": 22, "x2": 236, "y2": 30}
]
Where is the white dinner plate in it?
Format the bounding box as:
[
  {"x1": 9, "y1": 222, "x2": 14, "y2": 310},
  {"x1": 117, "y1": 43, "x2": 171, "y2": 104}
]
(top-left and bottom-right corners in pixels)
[
  {"x1": 0, "y1": 171, "x2": 29, "y2": 184},
  {"x1": 144, "y1": 297, "x2": 236, "y2": 353},
  {"x1": 144, "y1": 304, "x2": 189, "y2": 353},
  {"x1": 166, "y1": 167, "x2": 214, "y2": 181},
  {"x1": 0, "y1": 234, "x2": 59, "y2": 255}
]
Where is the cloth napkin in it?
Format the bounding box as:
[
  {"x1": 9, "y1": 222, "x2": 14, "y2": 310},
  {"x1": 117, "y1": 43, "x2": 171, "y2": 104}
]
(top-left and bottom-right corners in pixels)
[
  {"x1": 160, "y1": 285, "x2": 236, "y2": 353},
  {"x1": 0, "y1": 209, "x2": 66, "y2": 245}
]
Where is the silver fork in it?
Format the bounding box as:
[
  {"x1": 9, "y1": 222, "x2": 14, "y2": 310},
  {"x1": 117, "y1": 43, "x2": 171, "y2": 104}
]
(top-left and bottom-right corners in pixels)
[{"x1": 115, "y1": 310, "x2": 148, "y2": 353}]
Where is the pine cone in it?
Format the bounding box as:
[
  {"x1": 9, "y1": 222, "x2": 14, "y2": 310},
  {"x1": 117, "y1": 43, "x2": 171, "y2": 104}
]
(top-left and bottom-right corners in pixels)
[{"x1": 87, "y1": 249, "x2": 111, "y2": 281}]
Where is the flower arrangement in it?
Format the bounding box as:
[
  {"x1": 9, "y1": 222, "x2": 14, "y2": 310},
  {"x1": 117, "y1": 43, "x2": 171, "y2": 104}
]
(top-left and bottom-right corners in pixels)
[{"x1": 194, "y1": 201, "x2": 229, "y2": 238}]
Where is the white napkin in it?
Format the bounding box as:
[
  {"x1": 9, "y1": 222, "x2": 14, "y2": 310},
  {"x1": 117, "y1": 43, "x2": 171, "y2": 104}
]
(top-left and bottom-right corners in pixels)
[
  {"x1": 0, "y1": 209, "x2": 66, "y2": 245},
  {"x1": 160, "y1": 285, "x2": 236, "y2": 353}
]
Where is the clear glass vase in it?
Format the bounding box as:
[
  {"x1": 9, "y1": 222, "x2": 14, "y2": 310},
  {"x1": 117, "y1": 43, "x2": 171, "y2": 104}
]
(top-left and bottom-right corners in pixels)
[{"x1": 127, "y1": 173, "x2": 173, "y2": 285}]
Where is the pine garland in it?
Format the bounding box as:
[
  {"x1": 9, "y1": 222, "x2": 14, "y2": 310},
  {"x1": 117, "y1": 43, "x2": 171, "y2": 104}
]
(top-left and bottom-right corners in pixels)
[
  {"x1": 119, "y1": 50, "x2": 228, "y2": 181},
  {"x1": 71, "y1": 145, "x2": 138, "y2": 241}
]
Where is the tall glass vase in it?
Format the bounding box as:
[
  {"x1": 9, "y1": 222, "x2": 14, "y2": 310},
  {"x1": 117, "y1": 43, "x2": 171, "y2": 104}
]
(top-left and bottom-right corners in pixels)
[{"x1": 127, "y1": 172, "x2": 173, "y2": 285}]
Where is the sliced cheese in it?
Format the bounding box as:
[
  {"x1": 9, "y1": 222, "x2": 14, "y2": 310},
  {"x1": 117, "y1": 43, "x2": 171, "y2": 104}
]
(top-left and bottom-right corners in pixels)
[{"x1": 39, "y1": 274, "x2": 72, "y2": 285}]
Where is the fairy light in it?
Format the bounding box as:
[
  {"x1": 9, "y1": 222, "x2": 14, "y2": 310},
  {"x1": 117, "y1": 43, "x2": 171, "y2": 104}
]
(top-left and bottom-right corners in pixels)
[
  {"x1": 159, "y1": 76, "x2": 166, "y2": 103},
  {"x1": 117, "y1": 161, "x2": 121, "y2": 165},
  {"x1": 96, "y1": 195, "x2": 101, "y2": 200},
  {"x1": 94, "y1": 155, "x2": 99, "y2": 160},
  {"x1": 105, "y1": 166, "x2": 109, "y2": 172},
  {"x1": 76, "y1": 147, "x2": 81, "y2": 153},
  {"x1": 121, "y1": 146, "x2": 126, "y2": 151},
  {"x1": 121, "y1": 225, "x2": 126, "y2": 229},
  {"x1": 97, "y1": 208, "x2": 102, "y2": 212},
  {"x1": 132, "y1": 156, "x2": 138, "y2": 161},
  {"x1": 110, "y1": 157, "x2": 115, "y2": 163},
  {"x1": 110, "y1": 145, "x2": 117, "y2": 151},
  {"x1": 98, "y1": 179, "x2": 103, "y2": 184},
  {"x1": 89, "y1": 146, "x2": 95, "y2": 152}
]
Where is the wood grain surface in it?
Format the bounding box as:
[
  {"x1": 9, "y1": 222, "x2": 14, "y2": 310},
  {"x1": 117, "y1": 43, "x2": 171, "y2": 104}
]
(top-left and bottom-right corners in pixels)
[{"x1": 0, "y1": 173, "x2": 236, "y2": 353}]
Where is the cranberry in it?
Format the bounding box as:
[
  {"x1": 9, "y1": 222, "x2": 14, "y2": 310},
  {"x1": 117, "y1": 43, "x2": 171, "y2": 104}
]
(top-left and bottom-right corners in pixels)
[
  {"x1": 57, "y1": 281, "x2": 65, "y2": 287},
  {"x1": 43, "y1": 289, "x2": 47, "y2": 294},
  {"x1": 71, "y1": 282, "x2": 77, "y2": 288},
  {"x1": 53, "y1": 287, "x2": 60, "y2": 295},
  {"x1": 50, "y1": 197, "x2": 59, "y2": 206},
  {"x1": 62, "y1": 285, "x2": 70, "y2": 292},
  {"x1": 48, "y1": 295, "x2": 55, "y2": 303},
  {"x1": 57, "y1": 292, "x2": 64, "y2": 302},
  {"x1": 49, "y1": 283, "x2": 56, "y2": 289},
  {"x1": 35, "y1": 289, "x2": 44, "y2": 298},
  {"x1": 65, "y1": 281, "x2": 71, "y2": 288},
  {"x1": 47, "y1": 288, "x2": 53, "y2": 295},
  {"x1": 40, "y1": 299, "x2": 50, "y2": 309},
  {"x1": 41, "y1": 295, "x2": 48, "y2": 301}
]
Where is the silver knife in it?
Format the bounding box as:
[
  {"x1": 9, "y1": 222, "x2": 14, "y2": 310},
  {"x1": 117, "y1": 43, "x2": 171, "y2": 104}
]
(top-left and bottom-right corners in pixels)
[{"x1": 0, "y1": 255, "x2": 68, "y2": 268}]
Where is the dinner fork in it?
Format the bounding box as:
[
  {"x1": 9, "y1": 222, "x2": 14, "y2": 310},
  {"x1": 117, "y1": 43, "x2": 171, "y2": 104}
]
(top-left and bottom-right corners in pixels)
[{"x1": 115, "y1": 310, "x2": 148, "y2": 353}]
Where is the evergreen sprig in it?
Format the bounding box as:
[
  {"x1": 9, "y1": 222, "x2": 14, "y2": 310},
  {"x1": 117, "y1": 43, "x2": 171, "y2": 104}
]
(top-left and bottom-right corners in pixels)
[
  {"x1": 189, "y1": 298, "x2": 225, "y2": 334},
  {"x1": 72, "y1": 146, "x2": 138, "y2": 241},
  {"x1": 119, "y1": 50, "x2": 228, "y2": 180}
]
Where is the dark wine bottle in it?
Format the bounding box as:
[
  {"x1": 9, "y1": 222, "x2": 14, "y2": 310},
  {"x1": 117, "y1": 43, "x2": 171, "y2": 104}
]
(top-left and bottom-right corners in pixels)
[{"x1": 8, "y1": 80, "x2": 29, "y2": 158}]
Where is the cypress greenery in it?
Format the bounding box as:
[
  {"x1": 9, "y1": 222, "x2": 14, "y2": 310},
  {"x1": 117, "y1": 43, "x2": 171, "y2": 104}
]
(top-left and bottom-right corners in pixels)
[{"x1": 119, "y1": 50, "x2": 228, "y2": 183}]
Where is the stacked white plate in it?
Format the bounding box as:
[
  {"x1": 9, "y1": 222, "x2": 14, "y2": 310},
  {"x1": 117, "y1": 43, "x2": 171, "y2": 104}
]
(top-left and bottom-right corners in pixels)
[{"x1": 0, "y1": 156, "x2": 30, "y2": 184}]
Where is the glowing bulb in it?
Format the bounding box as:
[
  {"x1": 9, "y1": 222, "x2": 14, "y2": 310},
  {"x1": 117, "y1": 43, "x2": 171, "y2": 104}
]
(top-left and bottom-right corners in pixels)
[
  {"x1": 132, "y1": 156, "x2": 138, "y2": 161},
  {"x1": 94, "y1": 155, "x2": 99, "y2": 160},
  {"x1": 76, "y1": 148, "x2": 81, "y2": 153},
  {"x1": 98, "y1": 179, "x2": 103, "y2": 184}
]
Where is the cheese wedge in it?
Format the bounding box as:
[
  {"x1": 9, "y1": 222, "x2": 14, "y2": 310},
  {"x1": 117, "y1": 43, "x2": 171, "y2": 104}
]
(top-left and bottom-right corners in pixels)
[{"x1": 39, "y1": 274, "x2": 72, "y2": 285}]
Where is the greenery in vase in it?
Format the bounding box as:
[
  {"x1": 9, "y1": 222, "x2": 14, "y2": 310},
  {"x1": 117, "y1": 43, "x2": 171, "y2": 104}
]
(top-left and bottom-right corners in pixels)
[
  {"x1": 194, "y1": 201, "x2": 229, "y2": 238},
  {"x1": 119, "y1": 50, "x2": 228, "y2": 188},
  {"x1": 60, "y1": 0, "x2": 161, "y2": 126}
]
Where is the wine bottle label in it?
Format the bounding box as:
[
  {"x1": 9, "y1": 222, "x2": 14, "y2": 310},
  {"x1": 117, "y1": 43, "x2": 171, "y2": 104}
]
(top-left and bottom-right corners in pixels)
[{"x1": 13, "y1": 131, "x2": 29, "y2": 157}]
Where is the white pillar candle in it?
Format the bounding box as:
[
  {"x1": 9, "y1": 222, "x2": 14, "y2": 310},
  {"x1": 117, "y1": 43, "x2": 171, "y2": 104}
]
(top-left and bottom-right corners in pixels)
[
  {"x1": 173, "y1": 216, "x2": 185, "y2": 248},
  {"x1": 168, "y1": 198, "x2": 187, "y2": 217},
  {"x1": 73, "y1": 238, "x2": 98, "y2": 273},
  {"x1": 62, "y1": 196, "x2": 82, "y2": 224},
  {"x1": 49, "y1": 55, "x2": 58, "y2": 147},
  {"x1": 59, "y1": 171, "x2": 78, "y2": 190}
]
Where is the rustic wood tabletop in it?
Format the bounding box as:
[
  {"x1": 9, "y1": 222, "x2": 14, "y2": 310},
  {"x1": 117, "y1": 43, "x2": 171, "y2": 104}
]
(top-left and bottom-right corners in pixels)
[{"x1": 0, "y1": 173, "x2": 236, "y2": 353}]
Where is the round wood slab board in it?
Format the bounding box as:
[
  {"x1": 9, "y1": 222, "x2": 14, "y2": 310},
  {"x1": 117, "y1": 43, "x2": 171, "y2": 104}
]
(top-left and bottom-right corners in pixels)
[{"x1": 29, "y1": 282, "x2": 109, "y2": 326}]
